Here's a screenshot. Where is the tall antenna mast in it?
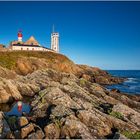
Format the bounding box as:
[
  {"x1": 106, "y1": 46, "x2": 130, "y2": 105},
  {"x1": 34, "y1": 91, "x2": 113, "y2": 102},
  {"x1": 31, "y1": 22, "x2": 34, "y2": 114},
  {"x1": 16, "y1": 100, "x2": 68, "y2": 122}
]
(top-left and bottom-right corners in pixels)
[{"x1": 52, "y1": 24, "x2": 55, "y2": 33}]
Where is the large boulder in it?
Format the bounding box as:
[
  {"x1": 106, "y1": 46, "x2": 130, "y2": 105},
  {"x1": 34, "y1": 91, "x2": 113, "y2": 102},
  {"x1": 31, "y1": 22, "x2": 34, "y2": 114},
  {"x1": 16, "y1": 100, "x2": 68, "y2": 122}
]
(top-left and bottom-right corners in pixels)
[
  {"x1": 112, "y1": 103, "x2": 140, "y2": 128},
  {"x1": 0, "y1": 112, "x2": 11, "y2": 139},
  {"x1": 61, "y1": 117, "x2": 93, "y2": 139},
  {"x1": 0, "y1": 88, "x2": 12, "y2": 103},
  {"x1": 16, "y1": 82, "x2": 36, "y2": 96},
  {"x1": 0, "y1": 66, "x2": 17, "y2": 79},
  {"x1": 51, "y1": 105, "x2": 74, "y2": 118},
  {"x1": 5, "y1": 80, "x2": 22, "y2": 100},
  {"x1": 27, "y1": 130, "x2": 44, "y2": 139},
  {"x1": 18, "y1": 117, "x2": 29, "y2": 127},
  {"x1": 0, "y1": 78, "x2": 22, "y2": 103},
  {"x1": 38, "y1": 87, "x2": 81, "y2": 109},
  {"x1": 77, "y1": 110, "x2": 111, "y2": 138},
  {"x1": 108, "y1": 90, "x2": 140, "y2": 110},
  {"x1": 21, "y1": 123, "x2": 34, "y2": 139},
  {"x1": 27, "y1": 124, "x2": 45, "y2": 139},
  {"x1": 44, "y1": 123, "x2": 60, "y2": 139}
]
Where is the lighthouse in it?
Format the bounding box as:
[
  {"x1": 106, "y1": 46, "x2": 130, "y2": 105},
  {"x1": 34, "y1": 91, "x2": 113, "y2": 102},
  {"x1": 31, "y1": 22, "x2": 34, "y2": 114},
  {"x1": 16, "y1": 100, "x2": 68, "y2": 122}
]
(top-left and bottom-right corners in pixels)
[
  {"x1": 18, "y1": 30, "x2": 23, "y2": 42},
  {"x1": 51, "y1": 25, "x2": 59, "y2": 53}
]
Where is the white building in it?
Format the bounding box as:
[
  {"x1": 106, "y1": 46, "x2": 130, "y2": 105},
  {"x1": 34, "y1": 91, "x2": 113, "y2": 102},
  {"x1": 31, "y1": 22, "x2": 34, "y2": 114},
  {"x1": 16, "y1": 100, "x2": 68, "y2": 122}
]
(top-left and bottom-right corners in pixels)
[
  {"x1": 51, "y1": 32, "x2": 59, "y2": 52},
  {"x1": 10, "y1": 29, "x2": 59, "y2": 53}
]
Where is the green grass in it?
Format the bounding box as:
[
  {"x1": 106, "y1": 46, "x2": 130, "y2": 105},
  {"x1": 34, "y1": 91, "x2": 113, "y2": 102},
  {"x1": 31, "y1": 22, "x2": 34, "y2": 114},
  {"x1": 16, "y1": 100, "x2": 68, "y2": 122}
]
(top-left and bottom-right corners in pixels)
[
  {"x1": 0, "y1": 53, "x2": 16, "y2": 69},
  {"x1": 54, "y1": 118, "x2": 61, "y2": 129},
  {"x1": 0, "y1": 51, "x2": 73, "y2": 69},
  {"x1": 109, "y1": 111, "x2": 124, "y2": 120},
  {"x1": 41, "y1": 97, "x2": 46, "y2": 104},
  {"x1": 79, "y1": 78, "x2": 87, "y2": 86},
  {"x1": 121, "y1": 131, "x2": 140, "y2": 139}
]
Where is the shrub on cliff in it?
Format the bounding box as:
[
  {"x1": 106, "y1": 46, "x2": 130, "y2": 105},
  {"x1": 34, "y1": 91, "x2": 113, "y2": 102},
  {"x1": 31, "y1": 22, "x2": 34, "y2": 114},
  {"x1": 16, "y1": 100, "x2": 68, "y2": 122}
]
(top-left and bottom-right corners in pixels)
[
  {"x1": 121, "y1": 131, "x2": 140, "y2": 139},
  {"x1": 109, "y1": 111, "x2": 124, "y2": 120}
]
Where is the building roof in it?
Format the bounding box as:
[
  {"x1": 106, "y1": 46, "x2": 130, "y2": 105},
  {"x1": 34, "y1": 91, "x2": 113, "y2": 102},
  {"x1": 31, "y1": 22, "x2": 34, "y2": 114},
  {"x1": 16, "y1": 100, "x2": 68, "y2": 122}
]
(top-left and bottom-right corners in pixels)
[
  {"x1": 24, "y1": 36, "x2": 40, "y2": 46},
  {"x1": 12, "y1": 44, "x2": 41, "y2": 47},
  {"x1": 10, "y1": 35, "x2": 54, "y2": 51}
]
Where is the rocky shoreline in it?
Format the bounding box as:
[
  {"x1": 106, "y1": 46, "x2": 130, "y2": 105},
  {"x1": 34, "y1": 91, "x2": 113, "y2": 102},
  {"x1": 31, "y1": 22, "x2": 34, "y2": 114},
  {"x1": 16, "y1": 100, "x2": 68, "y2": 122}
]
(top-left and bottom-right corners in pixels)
[{"x1": 0, "y1": 51, "x2": 140, "y2": 139}]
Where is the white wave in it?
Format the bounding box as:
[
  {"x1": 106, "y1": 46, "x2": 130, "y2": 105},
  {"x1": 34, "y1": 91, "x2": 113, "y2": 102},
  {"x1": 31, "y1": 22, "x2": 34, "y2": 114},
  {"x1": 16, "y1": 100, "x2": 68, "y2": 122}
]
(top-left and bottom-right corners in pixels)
[
  {"x1": 129, "y1": 86, "x2": 138, "y2": 90},
  {"x1": 128, "y1": 78, "x2": 137, "y2": 80},
  {"x1": 125, "y1": 78, "x2": 138, "y2": 83}
]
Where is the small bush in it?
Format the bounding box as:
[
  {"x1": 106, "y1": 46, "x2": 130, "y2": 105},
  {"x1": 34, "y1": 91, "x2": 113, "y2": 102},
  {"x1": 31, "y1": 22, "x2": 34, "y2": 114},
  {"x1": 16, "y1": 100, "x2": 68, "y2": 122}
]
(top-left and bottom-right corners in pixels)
[
  {"x1": 121, "y1": 131, "x2": 140, "y2": 139},
  {"x1": 110, "y1": 111, "x2": 124, "y2": 120},
  {"x1": 79, "y1": 78, "x2": 86, "y2": 86}
]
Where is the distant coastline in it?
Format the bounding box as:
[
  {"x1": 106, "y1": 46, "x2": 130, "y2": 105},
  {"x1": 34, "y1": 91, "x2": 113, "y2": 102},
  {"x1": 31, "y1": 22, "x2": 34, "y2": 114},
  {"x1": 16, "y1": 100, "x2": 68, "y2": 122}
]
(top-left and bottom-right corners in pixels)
[{"x1": 107, "y1": 70, "x2": 140, "y2": 94}]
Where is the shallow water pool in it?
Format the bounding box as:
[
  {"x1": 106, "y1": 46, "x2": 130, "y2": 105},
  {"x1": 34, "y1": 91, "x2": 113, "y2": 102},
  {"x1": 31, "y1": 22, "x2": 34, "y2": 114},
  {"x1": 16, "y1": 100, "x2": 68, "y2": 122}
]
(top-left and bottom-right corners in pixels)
[{"x1": 5, "y1": 102, "x2": 31, "y2": 117}]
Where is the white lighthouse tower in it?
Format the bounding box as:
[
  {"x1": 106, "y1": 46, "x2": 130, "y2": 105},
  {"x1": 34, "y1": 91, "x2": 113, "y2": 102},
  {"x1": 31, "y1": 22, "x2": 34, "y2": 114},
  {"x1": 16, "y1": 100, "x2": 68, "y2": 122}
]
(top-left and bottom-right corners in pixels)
[
  {"x1": 51, "y1": 25, "x2": 59, "y2": 53},
  {"x1": 18, "y1": 30, "x2": 23, "y2": 42}
]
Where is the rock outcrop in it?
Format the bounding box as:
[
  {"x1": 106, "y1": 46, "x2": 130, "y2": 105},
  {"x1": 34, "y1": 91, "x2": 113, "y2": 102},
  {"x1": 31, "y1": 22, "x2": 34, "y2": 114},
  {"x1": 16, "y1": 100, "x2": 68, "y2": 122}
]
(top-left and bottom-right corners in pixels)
[
  {"x1": 0, "y1": 51, "x2": 124, "y2": 84},
  {"x1": 0, "y1": 51, "x2": 139, "y2": 139},
  {"x1": 44, "y1": 123, "x2": 60, "y2": 139},
  {"x1": 0, "y1": 78, "x2": 22, "y2": 103}
]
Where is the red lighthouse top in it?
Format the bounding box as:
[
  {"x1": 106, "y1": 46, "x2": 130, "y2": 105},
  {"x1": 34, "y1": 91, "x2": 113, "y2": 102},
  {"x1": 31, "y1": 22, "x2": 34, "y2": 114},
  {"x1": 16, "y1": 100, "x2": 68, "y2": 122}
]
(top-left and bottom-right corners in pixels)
[{"x1": 18, "y1": 30, "x2": 23, "y2": 37}]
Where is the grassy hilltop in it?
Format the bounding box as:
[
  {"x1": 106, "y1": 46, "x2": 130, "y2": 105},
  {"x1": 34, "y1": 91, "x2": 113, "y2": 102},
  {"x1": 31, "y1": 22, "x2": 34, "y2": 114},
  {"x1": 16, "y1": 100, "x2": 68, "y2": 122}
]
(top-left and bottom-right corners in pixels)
[{"x1": 0, "y1": 51, "x2": 74, "y2": 70}]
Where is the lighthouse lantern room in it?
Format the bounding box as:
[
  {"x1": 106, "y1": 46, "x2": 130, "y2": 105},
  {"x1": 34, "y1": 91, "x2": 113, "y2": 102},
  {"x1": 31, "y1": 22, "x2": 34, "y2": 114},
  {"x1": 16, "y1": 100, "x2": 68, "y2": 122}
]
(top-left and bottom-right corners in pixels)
[{"x1": 18, "y1": 30, "x2": 23, "y2": 42}]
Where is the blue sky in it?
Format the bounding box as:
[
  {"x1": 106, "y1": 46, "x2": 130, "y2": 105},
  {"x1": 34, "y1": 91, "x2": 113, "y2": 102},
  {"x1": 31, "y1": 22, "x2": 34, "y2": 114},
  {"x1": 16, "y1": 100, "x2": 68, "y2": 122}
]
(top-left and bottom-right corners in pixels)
[{"x1": 0, "y1": 1, "x2": 140, "y2": 70}]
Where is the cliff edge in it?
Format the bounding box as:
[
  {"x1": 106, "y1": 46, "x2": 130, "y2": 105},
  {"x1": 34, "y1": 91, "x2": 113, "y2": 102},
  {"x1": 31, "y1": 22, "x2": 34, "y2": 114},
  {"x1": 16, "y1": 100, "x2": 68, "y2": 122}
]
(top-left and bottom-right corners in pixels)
[{"x1": 0, "y1": 51, "x2": 123, "y2": 84}]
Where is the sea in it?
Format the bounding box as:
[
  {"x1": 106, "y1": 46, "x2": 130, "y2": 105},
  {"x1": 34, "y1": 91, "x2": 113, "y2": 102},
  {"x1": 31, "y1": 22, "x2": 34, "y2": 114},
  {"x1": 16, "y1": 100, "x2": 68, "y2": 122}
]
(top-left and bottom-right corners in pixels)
[{"x1": 106, "y1": 70, "x2": 140, "y2": 94}]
